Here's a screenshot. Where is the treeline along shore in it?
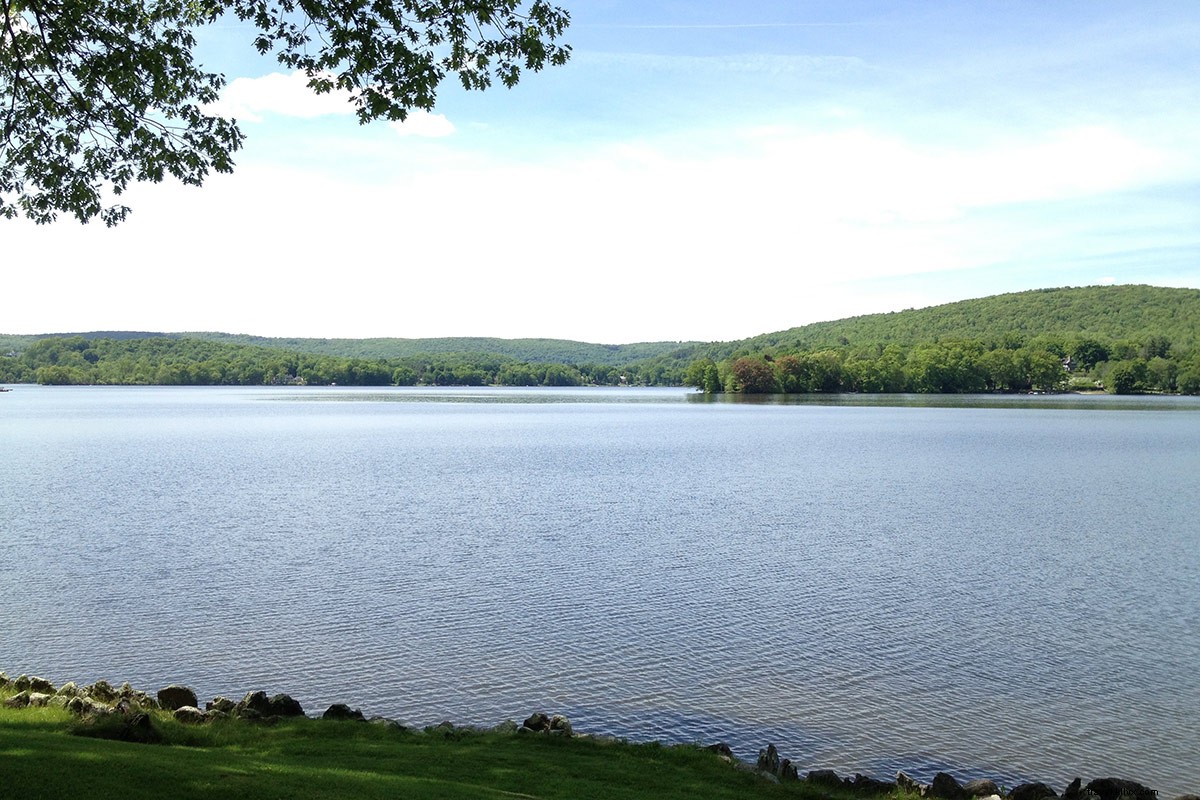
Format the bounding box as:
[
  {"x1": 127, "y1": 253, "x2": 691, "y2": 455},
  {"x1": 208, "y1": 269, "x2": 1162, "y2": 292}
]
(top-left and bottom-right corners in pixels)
[
  {"x1": 2, "y1": 672, "x2": 1197, "y2": 799},
  {"x1": 3, "y1": 286, "x2": 1200, "y2": 394}
]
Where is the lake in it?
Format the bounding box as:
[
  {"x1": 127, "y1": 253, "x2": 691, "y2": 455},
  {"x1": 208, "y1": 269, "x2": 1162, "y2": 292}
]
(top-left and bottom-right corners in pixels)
[{"x1": 1, "y1": 386, "x2": 1197, "y2": 794}]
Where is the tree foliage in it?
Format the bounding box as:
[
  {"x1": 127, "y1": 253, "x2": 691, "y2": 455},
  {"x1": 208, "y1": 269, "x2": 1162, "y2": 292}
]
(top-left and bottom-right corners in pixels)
[{"x1": 1, "y1": 0, "x2": 570, "y2": 224}]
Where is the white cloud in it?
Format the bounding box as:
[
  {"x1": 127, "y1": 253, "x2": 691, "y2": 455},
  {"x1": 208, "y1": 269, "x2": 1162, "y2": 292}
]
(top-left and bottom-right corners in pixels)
[
  {"x1": 205, "y1": 70, "x2": 358, "y2": 122},
  {"x1": 389, "y1": 111, "x2": 456, "y2": 138}
]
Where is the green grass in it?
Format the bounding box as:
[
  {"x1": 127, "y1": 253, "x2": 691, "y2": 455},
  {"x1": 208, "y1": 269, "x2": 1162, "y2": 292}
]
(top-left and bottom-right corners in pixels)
[{"x1": 0, "y1": 696, "x2": 893, "y2": 800}]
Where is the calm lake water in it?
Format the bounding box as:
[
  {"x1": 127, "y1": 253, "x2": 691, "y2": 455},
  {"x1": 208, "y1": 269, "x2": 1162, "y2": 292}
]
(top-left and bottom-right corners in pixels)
[{"x1": 1, "y1": 386, "x2": 1198, "y2": 794}]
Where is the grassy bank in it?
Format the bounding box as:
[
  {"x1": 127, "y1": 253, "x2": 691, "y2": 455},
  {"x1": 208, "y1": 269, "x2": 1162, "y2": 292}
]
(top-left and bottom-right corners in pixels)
[{"x1": 0, "y1": 691, "x2": 873, "y2": 800}]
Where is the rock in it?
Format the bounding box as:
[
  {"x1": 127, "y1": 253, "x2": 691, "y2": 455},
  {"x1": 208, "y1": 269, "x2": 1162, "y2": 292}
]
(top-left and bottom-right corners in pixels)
[
  {"x1": 522, "y1": 712, "x2": 550, "y2": 732},
  {"x1": 1010, "y1": 783, "x2": 1060, "y2": 800},
  {"x1": 549, "y1": 715, "x2": 573, "y2": 737},
  {"x1": 65, "y1": 696, "x2": 110, "y2": 716},
  {"x1": 3, "y1": 691, "x2": 30, "y2": 708},
  {"x1": 266, "y1": 693, "x2": 304, "y2": 717},
  {"x1": 47, "y1": 695, "x2": 70, "y2": 709},
  {"x1": 492, "y1": 719, "x2": 519, "y2": 735},
  {"x1": 237, "y1": 691, "x2": 273, "y2": 717},
  {"x1": 1086, "y1": 779, "x2": 1157, "y2": 800},
  {"x1": 55, "y1": 682, "x2": 82, "y2": 698},
  {"x1": 852, "y1": 774, "x2": 898, "y2": 794},
  {"x1": 86, "y1": 680, "x2": 118, "y2": 703},
  {"x1": 322, "y1": 703, "x2": 365, "y2": 722},
  {"x1": 706, "y1": 742, "x2": 734, "y2": 759},
  {"x1": 1063, "y1": 778, "x2": 1100, "y2": 800},
  {"x1": 369, "y1": 716, "x2": 406, "y2": 731},
  {"x1": 757, "y1": 744, "x2": 781, "y2": 775},
  {"x1": 779, "y1": 759, "x2": 799, "y2": 781},
  {"x1": 28, "y1": 676, "x2": 55, "y2": 694},
  {"x1": 0, "y1": 672, "x2": 9, "y2": 687},
  {"x1": 898, "y1": 772, "x2": 926, "y2": 795},
  {"x1": 808, "y1": 769, "x2": 847, "y2": 789},
  {"x1": 157, "y1": 685, "x2": 199, "y2": 711},
  {"x1": 174, "y1": 706, "x2": 208, "y2": 724},
  {"x1": 27, "y1": 692, "x2": 53, "y2": 707},
  {"x1": 206, "y1": 696, "x2": 236, "y2": 713},
  {"x1": 965, "y1": 780, "x2": 1002, "y2": 798},
  {"x1": 929, "y1": 773, "x2": 967, "y2": 800}
]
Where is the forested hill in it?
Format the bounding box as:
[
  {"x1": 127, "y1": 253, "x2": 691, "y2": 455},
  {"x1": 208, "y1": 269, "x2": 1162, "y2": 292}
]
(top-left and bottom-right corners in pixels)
[
  {"x1": 676, "y1": 285, "x2": 1200, "y2": 362},
  {"x1": 176, "y1": 334, "x2": 696, "y2": 366}
]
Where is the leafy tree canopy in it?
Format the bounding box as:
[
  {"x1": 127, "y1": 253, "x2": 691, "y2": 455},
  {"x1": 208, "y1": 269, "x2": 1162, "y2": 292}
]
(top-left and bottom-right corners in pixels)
[{"x1": 0, "y1": 0, "x2": 570, "y2": 225}]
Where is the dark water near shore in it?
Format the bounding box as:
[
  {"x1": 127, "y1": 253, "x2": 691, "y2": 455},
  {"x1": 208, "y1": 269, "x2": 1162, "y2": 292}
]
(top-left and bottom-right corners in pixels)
[{"x1": 2, "y1": 386, "x2": 1198, "y2": 794}]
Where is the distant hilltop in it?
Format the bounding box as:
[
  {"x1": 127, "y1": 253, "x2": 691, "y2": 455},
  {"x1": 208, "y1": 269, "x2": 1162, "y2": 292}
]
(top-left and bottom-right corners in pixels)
[{"x1": 2, "y1": 285, "x2": 1198, "y2": 393}]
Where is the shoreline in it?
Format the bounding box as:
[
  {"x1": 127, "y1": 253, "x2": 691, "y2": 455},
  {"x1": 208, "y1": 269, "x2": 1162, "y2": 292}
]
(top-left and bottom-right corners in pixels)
[{"x1": 3, "y1": 671, "x2": 1196, "y2": 800}]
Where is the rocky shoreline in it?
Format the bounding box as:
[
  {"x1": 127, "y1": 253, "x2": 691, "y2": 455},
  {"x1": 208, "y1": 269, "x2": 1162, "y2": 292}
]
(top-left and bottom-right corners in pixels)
[{"x1": 3, "y1": 672, "x2": 1196, "y2": 800}]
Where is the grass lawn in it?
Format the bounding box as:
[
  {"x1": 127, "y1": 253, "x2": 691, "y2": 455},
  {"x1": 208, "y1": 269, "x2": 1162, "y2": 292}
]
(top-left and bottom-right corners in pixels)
[{"x1": 0, "y1": 696, "x2": 883, "y2": 800}]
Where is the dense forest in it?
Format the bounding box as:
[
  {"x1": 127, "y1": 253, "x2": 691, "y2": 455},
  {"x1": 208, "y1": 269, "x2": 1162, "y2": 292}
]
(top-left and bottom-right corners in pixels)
[
  {"x1": 0, "y1": 337, "x2": 673, "y2": 388},
  {"x1": 3, "y1": 285, "x2": 1199, "y2": 393}
]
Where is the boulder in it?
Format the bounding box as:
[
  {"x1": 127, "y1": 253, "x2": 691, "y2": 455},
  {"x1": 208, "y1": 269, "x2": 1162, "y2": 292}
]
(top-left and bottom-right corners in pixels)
[
  {"x1": 1009, "y1": 782, "x2": 1059, "y2": 800},
  {"x1": 322, "y1": 703, "x2": 365, "y2": 722},
  {"x1": 706, "y1": 742, "x2": 734, "y2": 760},
  {"x1": 266, "y1": 693, "x2": 304, "y2": 717},
  {"x1": 173, "y1": 706, "x2": 208, "y2": 725},
  {"x1": 929, "y1": 773, "x2": 967, "y2": 800},
  {"x1": 86, "y1": 680, "x2": 118, "y2": 703},
  {"x1": 757, "y1": 744, "x2": 781, "y2": 775},
  {"x1": 0, "y1": 672, "x2": 9, "y2": 687},
  {"x1": 1086, "y1": 779, "x2": 1157, "y2": 800},
  {"x1": 522, "y1": 712, "x2": 550, "y2": 732},
  {"x1": 369, "y1": 716, "x2": 406, "y2": 731},
  {"x1": 27, "y1": 692, "x2": 53, "y2": 707},
  {"x1": 157, "y1": 685, "x2": 199, "y2": 711},
  {"x1": 28, "y1": 676, "x2": 55, "y2": 694},
  {"x1": 898, "y1": 772, "x2": 926, "y2": 795},
  {"x1": 852, "y1": 774, "x2": 898, "y2": 794},
  {"x1": 1063, "y1": 778, "x2": 1100, "y2": 800},
  {"x1": 55, "y1": 682, "x2": 82, "y2": 698},
  {"x1": 779, "y1": 759, "x2": 799, "y2": 781},
  {"x1": 808, "y1": 769, "x2": 847, "y2": 789},
  {"x1": 66, "y1": 696, "x2": 110, "y2": 717},
  {"x1": 492, "y1": 719, "x2": 519, "y2": 735},
  {"x1": 965, "y1": 780, "x2": 1002, "y2": 798},
  {"x1": 206, "y1": 696, "x2": 236, "y2": 714},
  {"x1": 549, "y1": 715, "x2": 573, "y2": 737},
  {"x1": 3, "y1": 691, "x2": 30, "y2": 709},
  {"x1": 237, "y1": 691, "x2": 273, "y2": 717}
]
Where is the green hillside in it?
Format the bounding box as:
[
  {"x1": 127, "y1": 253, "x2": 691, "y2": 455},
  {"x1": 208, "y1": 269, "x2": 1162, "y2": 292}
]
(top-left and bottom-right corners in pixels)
[{"x1": 674, "y1": 285, "x2": 1200, "y2": 363}]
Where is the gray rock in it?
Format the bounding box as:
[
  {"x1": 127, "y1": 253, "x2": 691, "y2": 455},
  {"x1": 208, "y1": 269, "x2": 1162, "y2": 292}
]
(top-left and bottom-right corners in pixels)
[
  {"x1": 852, "y1": 774, "x2": 898, "y2": 794},
  {"x1": 1009, "y1": 783, "x2": 1059, "y2": 800},
  {"x1": 173, "y1": 706, "x2": 208, "y2": 724},
  {"x1": 266, "y1": 693, "x2": 304, "y2": 717},
  {"x1": 898, "y1": 772, "x2": 926, "y2": 795},
  {"x1": 808, "y1": 769, "x2": 847, "y2": 789},
  {"x1": 492, "y1": 719, "x2": 519, "y2": 735},
  {"x1": 27, "y1": 692, "x2": 52, "y2": 707},
  {"x1": 757, "y1": 744, "x2": 780, "y2": 775},
  {"x1": 1086, "y1": 778, "x2": 1157, "y2": 800},
  {"x1": 0, "y1": 672, "x2": 9, "y2": 687},
  {"x1": 322, "y1": 703, "x2": 365, "y2": 722},
  {"x1": 369, "y1": 716, "x2": 406, "y2": 731},
  {"x1": 523, "y1": 712, "x2": 550, "y2": 732},
  {"x1": 965, "y1": 780, "x2": 1002, "y2": 798},
  {"x1": 706, "y1": 742, "x2": 733, "y2": 759},
  {"x1": 1063, "y1": 778, "x2": 1100, "y2": 800},
  {"x1": 3, "y1": 691, "x2": 30, "y2": 708},
  {"x1": 55, "y1": 682, "x2": 82, "y2": 698},
  {"x1": 549, "y1": 715, "x2": 573, "y2": 737},
  {"x1": 929, "y1": 772, "x2": 967, "y2": 800},
  {"x1": 28, "y1": 676, "x2": 55, "y2": 694},
  {"x1": 779, "y1": 759, "x2": 799, "y2": 781},
  {"x1": 237, "y1": 691, "x2": 273, "y2": 717},
  {"x1": 206, "y1": 696, "x2": 236, "y2": 713},
  {"x1": 66, "y1": 696, "x2": 110, "y2": 716},
  {"x1": 86, "y1": 680, "x2": 118, "y2": 703},
  {"x1": 157, "y1": 685, "x2": 199, "y2": 711}
]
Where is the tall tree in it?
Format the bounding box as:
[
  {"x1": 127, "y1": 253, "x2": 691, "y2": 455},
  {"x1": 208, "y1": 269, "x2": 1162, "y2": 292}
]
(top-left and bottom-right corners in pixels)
[{"x1": 1, "y1": 0, "x2": 571, "y2": 224}]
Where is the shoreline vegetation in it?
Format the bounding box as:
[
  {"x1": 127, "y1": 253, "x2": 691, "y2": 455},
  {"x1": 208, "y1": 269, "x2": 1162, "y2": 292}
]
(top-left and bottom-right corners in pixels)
[
  {"x1": 2, "y1": 673, "x2": 1195, "y2": 800},
  {"x1": 2, "y1": 286, "x2": 1199, "y2": 395}
]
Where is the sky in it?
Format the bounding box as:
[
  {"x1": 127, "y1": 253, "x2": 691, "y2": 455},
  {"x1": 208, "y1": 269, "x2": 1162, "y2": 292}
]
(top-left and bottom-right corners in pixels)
[{"x1": 6, "y1": 0, "x2": 1200, "y2": 344}]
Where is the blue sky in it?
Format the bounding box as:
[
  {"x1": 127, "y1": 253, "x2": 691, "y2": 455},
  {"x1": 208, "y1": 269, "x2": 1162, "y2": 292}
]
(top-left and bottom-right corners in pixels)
[{"x1": 7, "y1": 1, "x2": 1199, "y2": 343}]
